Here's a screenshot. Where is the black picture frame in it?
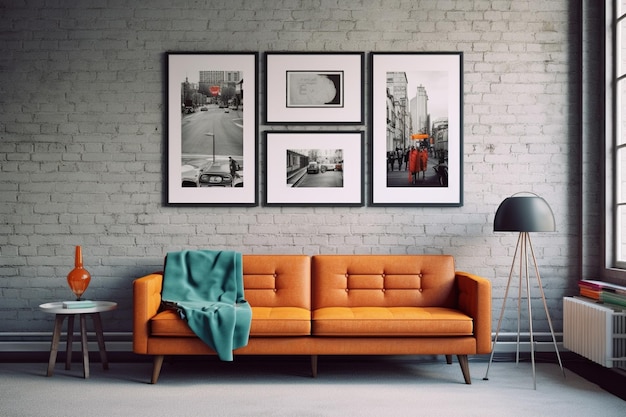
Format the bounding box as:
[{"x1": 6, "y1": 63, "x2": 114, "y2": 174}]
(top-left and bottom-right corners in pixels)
[
  {"x1": 166, "y1": 52, "x2": 258, "y2": 206},
  {"x1": 265, "y1": 52, "x2": 364, "y2": 124},
  {"x1": 370, "y1": 52, "x2": 463, "y2": 207},
  {"x1": 264, "y1": 131, "x2": 364, "y2": 206}
]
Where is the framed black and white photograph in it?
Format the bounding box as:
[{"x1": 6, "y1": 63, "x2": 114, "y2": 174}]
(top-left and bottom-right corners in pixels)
[
  {"x1": 370, "y1": 52, "x2": 463, "y2": 206},
  {"x1": 166, "y1": 52, "x2": 258, "y2": 205},
  {"x1": 264, "y1": 131, "x2": 364, "y2": 206},
  {"x1": 286, "y1": 71, "x2": 344, "y2": 108},
  {"x1": 265, "y1": 52, "x2": 364, "y2": 124}
]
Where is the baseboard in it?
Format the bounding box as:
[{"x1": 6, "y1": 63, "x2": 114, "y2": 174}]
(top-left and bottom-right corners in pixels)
[
  {"x1": 0, "y1": 332, "x2": 132, "y2": 353},
  {"x1": 0, "y1": 331, "x2": 564, "y2": 354}
]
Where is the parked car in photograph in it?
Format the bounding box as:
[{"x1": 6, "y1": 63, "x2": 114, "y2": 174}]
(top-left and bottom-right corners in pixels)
[
  {"x1": 181, "y1": 158, "x2": 211, "y2": 187},
  {"x1": 198, "y1": 160, "x2": 242, "y2": 187},
  {"x1": 181, "y1": 155, "x2": 243, "y2": 188},
  {"x1": 307, "y1": 161, "x2": 320, "y2": 174}
]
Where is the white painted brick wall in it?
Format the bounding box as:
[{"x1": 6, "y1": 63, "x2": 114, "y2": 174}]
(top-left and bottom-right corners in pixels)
[{"x1": 0, "y1": 0, "x2": 583, "y2": 338}]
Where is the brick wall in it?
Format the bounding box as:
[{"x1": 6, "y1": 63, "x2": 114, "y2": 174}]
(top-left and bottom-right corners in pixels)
[{"x1": 0, "y1": 0, "x2": 586, "y2": 336}]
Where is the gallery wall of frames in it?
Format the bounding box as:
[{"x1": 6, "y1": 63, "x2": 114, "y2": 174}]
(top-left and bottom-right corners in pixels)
[{"x1": 166, "y1": 51, "x2": 463, "y2": 207}]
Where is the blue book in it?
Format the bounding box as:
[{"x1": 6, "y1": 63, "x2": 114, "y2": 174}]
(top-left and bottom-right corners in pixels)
[{"x1": 62, "y1": 300, "x2": 96, "y2": 309}]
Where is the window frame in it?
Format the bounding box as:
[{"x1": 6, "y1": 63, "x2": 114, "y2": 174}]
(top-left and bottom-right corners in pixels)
[{"x1": 605, "y1": 0, "x2": 626, "y2": 282}]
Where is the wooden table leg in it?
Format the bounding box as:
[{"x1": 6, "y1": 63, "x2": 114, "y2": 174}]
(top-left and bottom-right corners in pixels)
[
  {"x1": 65, "y1": 315, "x2": 75, "y2": 370},
  {"x1": 46, "y1": 315, "x2": 65, "y2": 377},
  {"x1": 79, "y1": 314, "x2": 90, "y2": 378},
  {"x1": 91, "y1": 312, "x2": 109, "y2": 370}
]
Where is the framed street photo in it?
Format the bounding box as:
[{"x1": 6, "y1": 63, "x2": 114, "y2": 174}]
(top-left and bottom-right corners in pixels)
[
  {"x1": 166, "y1": 52, "x2": 258, "y2": 205},
  {"x1": 265, "y1": 52, "x2": 364, "y2": 124},
  {"x1": 370, "y1": 52, "x2": 463, "y2": 206},
  {"x1": 264, "y1": 131, "x2": 364, "y2": 206}
]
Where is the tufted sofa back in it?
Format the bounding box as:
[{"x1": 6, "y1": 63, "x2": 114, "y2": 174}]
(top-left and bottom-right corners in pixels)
[
  {"x1": 311, "y1": 255, "x2": 457, "y2": 309},
  {"x1": 242, "y1": 254, "x2": 311, "y2": 309}
]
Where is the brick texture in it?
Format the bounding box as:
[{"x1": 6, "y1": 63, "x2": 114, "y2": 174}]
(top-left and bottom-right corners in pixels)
[{"x1": 0, "y1": 0, "x2": 583, "y2": 335}]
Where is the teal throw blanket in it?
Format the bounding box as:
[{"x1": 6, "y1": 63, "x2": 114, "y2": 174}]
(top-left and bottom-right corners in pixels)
[{"x1": 161, "y1": 250, "x2": 252, "y2": 361}]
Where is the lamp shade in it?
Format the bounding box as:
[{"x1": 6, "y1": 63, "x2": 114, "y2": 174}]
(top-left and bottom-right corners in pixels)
[{"x1": 494, "y1": 195, "x2": 555, "y2": 232}]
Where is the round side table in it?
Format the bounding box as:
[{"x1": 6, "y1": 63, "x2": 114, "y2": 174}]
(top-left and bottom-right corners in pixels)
[{"x1": 39, "y1": 301, "x2": 117, "y2": 378}]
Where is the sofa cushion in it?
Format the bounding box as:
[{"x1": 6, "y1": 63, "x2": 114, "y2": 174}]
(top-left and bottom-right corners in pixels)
[
  {"x1": 150, "y1": 255, "x2": 312, "y2": 339},
  {"x1": 150, "y1": 307, "x2": 311, "y2": 337},
  {"x1": 312, "y1": 255, "x2": 457, "y2": 309},
  {"x1": 312, "y1": 307, "x2": 473, "y2": 336},
  {"x1": 243, "y1": 255, "x2": 311, "y2": 310},
  {"x1": 248, "y1": 307, "x2": 311, "y2": 336},
  {"x1": 150, "y1": 309, "x2": 195, "y2": 337}
]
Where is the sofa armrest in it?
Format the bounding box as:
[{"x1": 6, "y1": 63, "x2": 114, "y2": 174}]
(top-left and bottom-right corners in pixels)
[
  {"x1": 455, "y1": 271, "x2": 492, "y2": 354},
  {"x1": 132, "y1": 273, "x2": 164, "y2": 354}
]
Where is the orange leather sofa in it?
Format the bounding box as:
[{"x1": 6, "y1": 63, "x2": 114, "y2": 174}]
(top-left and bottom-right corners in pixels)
[{"x1": 133, "y1": 254, "x2": 492, "y2": 384}]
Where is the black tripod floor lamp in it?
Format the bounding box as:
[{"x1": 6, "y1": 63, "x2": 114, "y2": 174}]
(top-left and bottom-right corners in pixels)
[{"x1": 483, "y1": 192, "x2": 565, "y2": 389}]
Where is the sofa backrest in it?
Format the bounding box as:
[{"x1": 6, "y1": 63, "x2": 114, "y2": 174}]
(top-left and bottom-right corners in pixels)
[
  {"x1": 311, "y1": 255, "x2": 457, "y2": 309},
  {"x1": 243, "y1": 255, "x2": 311, "y2": 310}
]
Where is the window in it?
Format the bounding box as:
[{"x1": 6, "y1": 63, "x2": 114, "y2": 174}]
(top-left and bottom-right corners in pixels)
[{"x1": 609, "y1": 1, "x2": 626, "y2": 270}]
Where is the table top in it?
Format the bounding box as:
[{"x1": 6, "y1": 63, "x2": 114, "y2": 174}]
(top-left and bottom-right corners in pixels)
[{"x1": 39, "y1": 301, "x2": 117, "y2": 314}]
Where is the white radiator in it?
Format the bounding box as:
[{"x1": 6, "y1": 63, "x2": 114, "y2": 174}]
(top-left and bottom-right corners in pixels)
[{"x1": 563, "y1": 297, "x2": 626, "y2": 368}]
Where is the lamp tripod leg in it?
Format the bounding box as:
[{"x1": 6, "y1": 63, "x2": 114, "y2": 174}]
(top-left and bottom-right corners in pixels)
[
  {"x1": 483, "y1": 234, "x2": 523, "y2": 381},
  {"x1": 527, "y1": 236, "x2": 565, "y2": 378},
  {"x1": 517, "y1": 242, "x2": 523, "y2": 368},
  {"x1": 522, "y1": 233, "x2": 537, "y2": 390}
]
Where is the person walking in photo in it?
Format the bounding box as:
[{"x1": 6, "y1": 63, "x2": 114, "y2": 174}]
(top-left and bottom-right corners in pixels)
[
  {"x1": 418, "y1": 147, "x2": 428, "y2": 181},
  {"x1": 408, "y1": 147, "x2": 418, "y2": 184}
]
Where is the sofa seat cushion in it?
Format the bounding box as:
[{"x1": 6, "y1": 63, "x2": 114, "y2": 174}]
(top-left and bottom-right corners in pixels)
[
  {"x1": 150, "y1": 307, "x2": 311, "y2": 337},
  {"x1": 248, "y1": 307, "x2": 311, "y2": 336},
  {"x1": 150, "y1": 309, "x2": 195, "y2": 337},
  {"x1": 312, "y1": 307, "x2": 473, "y2": 336}
]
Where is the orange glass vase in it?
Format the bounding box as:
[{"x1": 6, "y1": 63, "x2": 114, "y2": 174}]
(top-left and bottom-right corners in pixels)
[{"x1": 67, "y1": 246, "x2": 91, "y2": 300}]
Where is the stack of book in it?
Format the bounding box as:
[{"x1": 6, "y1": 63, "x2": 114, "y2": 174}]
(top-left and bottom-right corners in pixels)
[
  {"x1": 578, "y1": 280, "x2": 626, "y2": 308},
  {"x1": 62, "y1": 300, "x2": 96, "y2": 309}
]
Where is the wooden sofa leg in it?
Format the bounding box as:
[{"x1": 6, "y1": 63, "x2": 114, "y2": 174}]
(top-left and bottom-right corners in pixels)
[
  {"x1": 311, "y1": 355, "x2": 318, "y2": 378},
  {"x1": 445, "y1": 355, "x2": 452, "y2": 364},
  {"x1": 151, "y1": 355, "x2": 164, "y2": 384},
  {"x1": 457, "y1": 354, "x2": 471, "y2": 384}
]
